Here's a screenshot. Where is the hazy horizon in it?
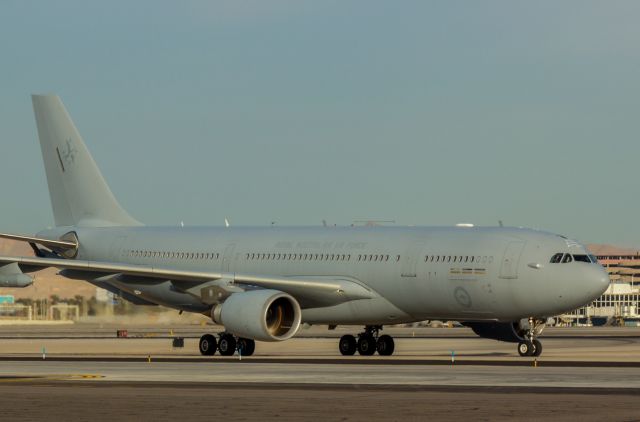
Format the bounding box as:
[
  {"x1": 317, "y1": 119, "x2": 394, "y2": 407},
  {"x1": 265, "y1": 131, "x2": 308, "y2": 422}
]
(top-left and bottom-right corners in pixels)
[{"x1": 1, "y1": 1, "x2": 639, "y2": 248}]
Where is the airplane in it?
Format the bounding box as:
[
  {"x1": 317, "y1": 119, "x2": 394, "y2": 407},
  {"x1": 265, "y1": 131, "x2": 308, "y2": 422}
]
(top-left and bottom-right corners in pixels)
[{"x1": 0, "y1": 94, "x2": 609, "y2": 357}]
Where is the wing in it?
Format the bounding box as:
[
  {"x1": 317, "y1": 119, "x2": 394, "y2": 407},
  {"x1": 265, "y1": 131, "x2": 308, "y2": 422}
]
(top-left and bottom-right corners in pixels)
[{"x1": 0, "y1": 255, "x2": 377, "y2": 307}]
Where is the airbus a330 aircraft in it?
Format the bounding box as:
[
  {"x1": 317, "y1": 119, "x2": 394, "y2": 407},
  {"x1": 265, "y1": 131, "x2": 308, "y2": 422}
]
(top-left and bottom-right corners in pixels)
[{"x1": 0, "y1": 95, "x2": 609, "y2": 357}]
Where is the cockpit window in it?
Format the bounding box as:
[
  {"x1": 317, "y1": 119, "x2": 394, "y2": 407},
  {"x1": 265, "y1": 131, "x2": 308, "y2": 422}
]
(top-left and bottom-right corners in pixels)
[
  {"x1": 550, "y1": 253, "x2": 564, "y2": 263},
  {"x1": 551, "y1": 253, "x2": 598, "y2": 264}
]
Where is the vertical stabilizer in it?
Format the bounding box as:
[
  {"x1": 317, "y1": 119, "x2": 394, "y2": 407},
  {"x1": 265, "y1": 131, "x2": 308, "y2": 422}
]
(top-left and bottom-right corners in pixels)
[{"x1": 32, "y1": 95, "x2": 141, "y2": 227}]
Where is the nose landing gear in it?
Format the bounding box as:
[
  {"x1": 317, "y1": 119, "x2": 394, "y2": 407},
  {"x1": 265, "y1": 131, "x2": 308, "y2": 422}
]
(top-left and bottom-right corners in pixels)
[
  {"x1": 517, "y1": 317, "x2": 545, "y2": 357},
  {"x1": 199, "y1": 333, "x2": 256, "y2": 357},
  {"x1": 339, "y1": 326, "x2": 395, "y2": 356}
]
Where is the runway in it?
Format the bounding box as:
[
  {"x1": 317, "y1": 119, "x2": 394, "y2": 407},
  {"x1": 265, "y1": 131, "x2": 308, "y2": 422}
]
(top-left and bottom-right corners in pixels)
[
  {"x1": 3, "y1": 359, "x2": 640, "y2": 388},
  {"x1": 1, "y1": 326, "x2": 640, "y2": 420}
]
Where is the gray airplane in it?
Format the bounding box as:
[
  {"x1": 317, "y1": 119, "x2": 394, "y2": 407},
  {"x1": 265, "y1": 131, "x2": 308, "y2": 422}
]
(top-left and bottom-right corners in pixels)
[{"x1": 0, "y1": 95, "x2": 609, "y2": 357}]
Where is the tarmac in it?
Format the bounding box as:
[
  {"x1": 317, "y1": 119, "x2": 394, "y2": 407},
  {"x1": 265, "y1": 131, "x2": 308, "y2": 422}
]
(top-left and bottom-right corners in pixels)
[{"x1": 1, "y1": 325, "x2": 640, "y2": 421}]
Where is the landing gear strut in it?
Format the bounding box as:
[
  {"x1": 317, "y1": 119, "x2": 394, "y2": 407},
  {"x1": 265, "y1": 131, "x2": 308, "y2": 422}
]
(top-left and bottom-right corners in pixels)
[
  {"x1": 517, "y1": 317, "x2": 545, "y2": 357},
  {"x1": 339, "y1": 326, "x2": 395, "y2": 356},
  {"x1": 198, "y1": 333, "x2": 256, "y2": 357}
]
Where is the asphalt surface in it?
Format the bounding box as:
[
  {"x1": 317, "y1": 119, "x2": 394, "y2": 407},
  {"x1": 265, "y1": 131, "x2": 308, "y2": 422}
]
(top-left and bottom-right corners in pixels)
[{"x1": 1, "y1": 325, "x2": 640, "y2": 421}]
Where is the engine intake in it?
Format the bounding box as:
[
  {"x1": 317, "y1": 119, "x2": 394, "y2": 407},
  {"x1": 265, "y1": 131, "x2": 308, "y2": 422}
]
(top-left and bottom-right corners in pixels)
[{"x1": 211, "y1": 289, "x2": 302, "y2": 342}]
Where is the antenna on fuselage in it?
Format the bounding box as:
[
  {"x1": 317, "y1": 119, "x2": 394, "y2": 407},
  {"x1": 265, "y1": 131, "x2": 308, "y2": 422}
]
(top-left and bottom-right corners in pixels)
[
  {"x1": 353, "y1": 220, "x2": 396, "y2": 227},
  {"x1": 499, "y1": 220, "x2": 504, "y2": 227},
  {"x1": 180, "y1": 221, "x2": 184, "y2": 228},
  {"x1": 224, "y1": 218, "x2": 230, "y2": 228}
]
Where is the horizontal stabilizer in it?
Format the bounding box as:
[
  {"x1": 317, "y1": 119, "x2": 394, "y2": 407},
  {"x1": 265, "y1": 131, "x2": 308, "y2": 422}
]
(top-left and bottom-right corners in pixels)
[{"x1": 0, "y1": 232, "x2": 77, "y2": 251}]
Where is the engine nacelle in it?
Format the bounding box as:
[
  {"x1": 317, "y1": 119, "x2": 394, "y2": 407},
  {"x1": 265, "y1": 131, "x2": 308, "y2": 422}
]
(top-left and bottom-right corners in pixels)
[
  {"x1": 464, "y1": 321, "x2": 527, "y2": 343},
  {"x1": 211, "y1": 289, "x2": 302, "y2": 342}
]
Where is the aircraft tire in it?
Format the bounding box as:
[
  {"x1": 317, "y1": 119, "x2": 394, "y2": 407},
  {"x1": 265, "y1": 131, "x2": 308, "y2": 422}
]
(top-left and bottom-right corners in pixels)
[
  {"x1": 339, "y1": 335, "x2": 357, "y2": 356},
  {"x1": 237, "y1": 338, "x2": 256, "y2": 356},
  {"x1": 357, "y1": 335, "x2": 376, "y2": 356},
  {"x1": 517, "y1": 340, "x2": 533, "y2": 357},
  {"x1": 218, "y1": 334, "x2": 237, "y2": 356},
  {"x1": 376, "y1": 335, "x2": 395, "y2": 356},
  {"x1": 199, "y1": 334, "x2": 217, "y2": 356},
  {"x1": 532, "y1": 339, "x2": 543, "y2": 357}
]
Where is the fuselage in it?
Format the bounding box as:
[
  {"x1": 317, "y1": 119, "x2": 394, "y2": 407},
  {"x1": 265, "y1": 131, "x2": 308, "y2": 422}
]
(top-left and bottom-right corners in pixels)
[{"x1": 39, "y1": 225, "x2": 609, "y2": 325}]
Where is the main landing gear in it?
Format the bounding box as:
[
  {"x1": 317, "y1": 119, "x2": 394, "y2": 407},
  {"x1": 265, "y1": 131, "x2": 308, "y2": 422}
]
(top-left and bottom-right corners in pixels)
[
  {"x1": 199, "y1": 333, "x2": 256, "y2": 357},
  {"x1": 339, "y1": 325, "x2": 395, "y2": 356},
  {"x1": 517, "y1": 317, "x2": 545, "y2": 357}
]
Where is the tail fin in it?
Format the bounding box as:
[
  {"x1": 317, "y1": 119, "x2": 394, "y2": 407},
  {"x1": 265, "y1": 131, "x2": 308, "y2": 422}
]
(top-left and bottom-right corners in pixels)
[{"x1": 32, "y1": 95, "x2": 141, "y2": 227}]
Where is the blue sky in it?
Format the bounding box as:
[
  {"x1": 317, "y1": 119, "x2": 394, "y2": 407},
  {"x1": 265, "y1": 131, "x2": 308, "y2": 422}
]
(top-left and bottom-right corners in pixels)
[{"x1": 1, "y1": 1, "x2": 639, "y2": 247}]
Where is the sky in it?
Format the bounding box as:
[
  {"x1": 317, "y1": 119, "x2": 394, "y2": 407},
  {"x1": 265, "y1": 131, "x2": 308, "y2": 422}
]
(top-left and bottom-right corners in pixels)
[{"x1": 1, "y1": 1, "x2": 639, "y2": 247}]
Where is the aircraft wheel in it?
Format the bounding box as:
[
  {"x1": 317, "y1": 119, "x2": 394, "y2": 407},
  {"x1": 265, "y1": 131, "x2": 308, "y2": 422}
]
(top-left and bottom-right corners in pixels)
[
  {"x1": 517, "y1": 340, "x2": 534, "y2": 357},
  {"x1": 376, "y1": 335, "x2": 395, "y2": 356},
  {"x1": 339, "y1": 335, "x2": 357, "y2": 356},
  {"x1": 237, "y1": 338, "x2": 255, "y2": 356},
  {"x1": 532, "y1": 339, "x2": 543, "y2": 357},
  {"x1": 218, "y1": 333, "x2": 237, "y2": 356},
  {"x1": 357, "y1": 335, "x2": 376, "y2": 356},
  {"x1": 199, "y1": 334, "x2": 217, "y2": 356}
]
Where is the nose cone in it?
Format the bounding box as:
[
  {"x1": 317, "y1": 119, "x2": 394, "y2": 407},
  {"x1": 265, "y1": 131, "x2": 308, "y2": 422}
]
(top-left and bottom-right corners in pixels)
[
  {"x1": 535, "y1": 263, "x2": 610, "y2": 316},
  {"x1": 582, "y1": 265, "x2": 610, "y2": 303}
]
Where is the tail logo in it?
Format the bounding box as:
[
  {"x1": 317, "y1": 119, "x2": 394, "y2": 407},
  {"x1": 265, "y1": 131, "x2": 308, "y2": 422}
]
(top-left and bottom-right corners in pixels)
[
  {"x1": 56, "y1": 138, "x2": 77, "y2": 172},
  {"x1": 61, "y1": 138, "x2": 77, "y2": 165}
]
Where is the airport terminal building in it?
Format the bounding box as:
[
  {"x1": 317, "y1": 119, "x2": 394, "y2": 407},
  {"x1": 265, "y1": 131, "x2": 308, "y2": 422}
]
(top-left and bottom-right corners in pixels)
[{"x1": 568, "y1": 244, "x2": 640, "y2": 325}]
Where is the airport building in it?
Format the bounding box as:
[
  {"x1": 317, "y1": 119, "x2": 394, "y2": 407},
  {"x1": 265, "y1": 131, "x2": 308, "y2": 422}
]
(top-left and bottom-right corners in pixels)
[{"x1": 565, "y1": 244, "x2": 640, "y2": 325}]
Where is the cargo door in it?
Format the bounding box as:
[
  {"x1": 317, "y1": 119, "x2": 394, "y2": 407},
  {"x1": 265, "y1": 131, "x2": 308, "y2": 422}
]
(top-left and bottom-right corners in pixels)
[{"x1": 499, "y1": 241, "x2": 525, "y2": 279}]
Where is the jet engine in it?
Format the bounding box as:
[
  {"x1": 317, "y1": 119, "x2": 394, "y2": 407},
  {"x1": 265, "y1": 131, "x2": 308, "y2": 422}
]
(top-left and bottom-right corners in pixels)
[
  {"x1": 464, "y1": 321, "x2": 528, "y2": 343},
  {"x1": 211, "y1": 289, "x2": 302, "y2": 342}
]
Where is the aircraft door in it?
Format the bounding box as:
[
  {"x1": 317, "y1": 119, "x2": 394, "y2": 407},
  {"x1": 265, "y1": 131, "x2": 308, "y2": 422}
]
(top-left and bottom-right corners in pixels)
[
  {"x1": 222, "y1": 244, "x2": 236, "y2": 273},
  {"x1": 401, "y1": 240, "x2": 426, "y2": 278},
  {"x1": 499, "y1": 241, "x2": 525, "y2": 279},
  {"x1": 109, "y1": 235, "x2": 127, "y2": 261}
]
